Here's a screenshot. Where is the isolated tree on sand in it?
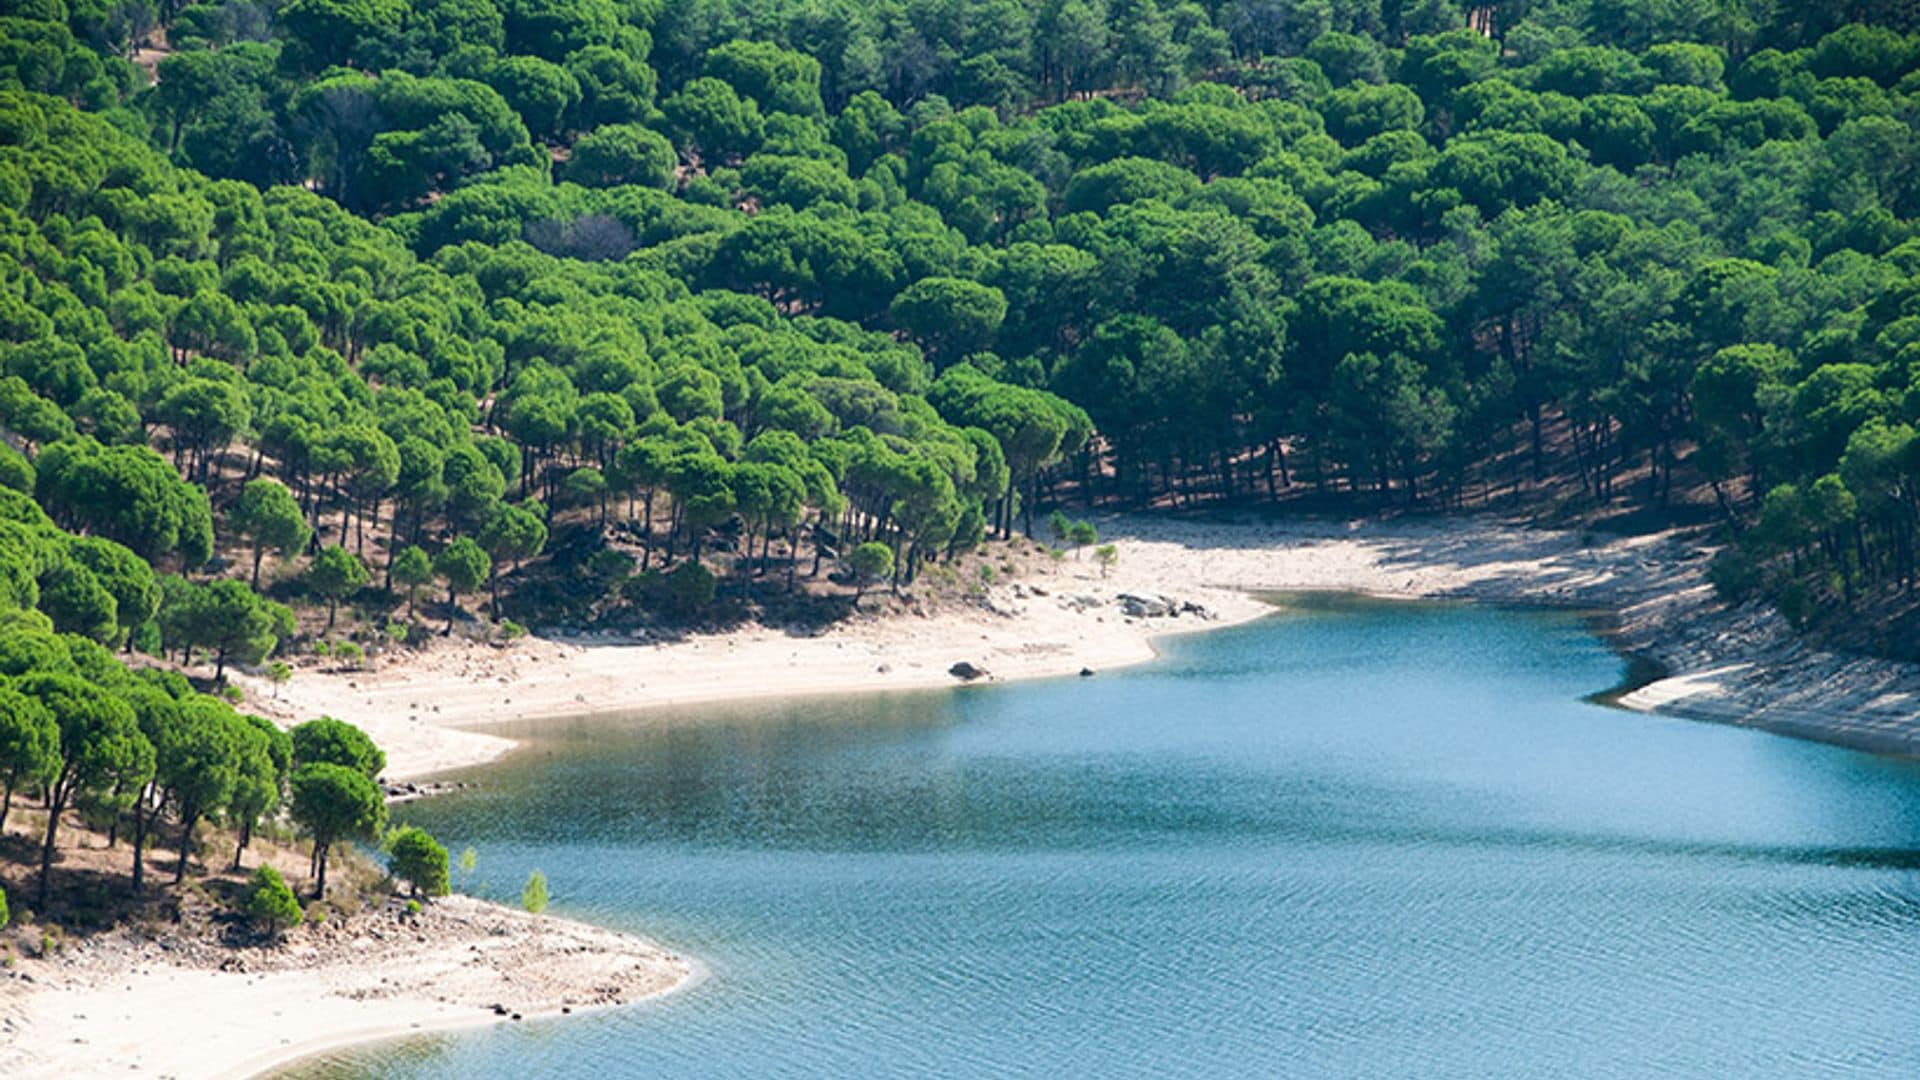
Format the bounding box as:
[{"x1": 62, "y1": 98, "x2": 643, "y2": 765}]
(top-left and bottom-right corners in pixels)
[
  {"x1": 849, "y1": 542, "x2": 893, "y2": 606},
  {"x1": 1048, "y1": 509, "x2": 1071, "y2": 545},
  {"x1": 1067, "y1": 520, "x2": 1097, "y2": 558},
  {"x1": 307, "y1": 545, "x2": 369, "y2": 635},
  {"x1": 232, "y1": 478, "x2": 310, "y2": 588},
  {"x1": 290, "y1": 762, "x2": 386, "y2": 897},
  {"x1": 435, "y1": 538, "x2": 491, "y2": 634},
  {"x1": 386, "y1": 826, "x2": 450, "y2": 899},
  {"x1": 266, "y1": 661, "x2": 292, "y2": 699},
  {"x1": 247, "y1": 865, "x2": 302, "y2": 940}
]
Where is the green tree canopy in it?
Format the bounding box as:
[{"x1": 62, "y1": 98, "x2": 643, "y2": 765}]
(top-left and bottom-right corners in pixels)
[
  {"x1": 386, "y1": 825, "x2": 451, "y2": 898},
  {"x1": 290, "y1": 761, "x2": 387, "y2": 897},
  {"x1": 290, "y1": 715, "x2": 386, "y2": 779}
]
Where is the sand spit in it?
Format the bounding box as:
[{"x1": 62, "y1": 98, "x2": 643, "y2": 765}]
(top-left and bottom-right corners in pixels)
[{"x1": 0, "y1": 894, "x2": 694, "y2": 1079}]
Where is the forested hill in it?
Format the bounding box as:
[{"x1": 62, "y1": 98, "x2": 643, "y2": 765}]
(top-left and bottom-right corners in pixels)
[{"x1": 1, "y1": 0, "x2": 1919, "y2": 668}]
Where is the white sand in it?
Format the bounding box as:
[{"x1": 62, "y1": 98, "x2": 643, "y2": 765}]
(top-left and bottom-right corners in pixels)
[
  {"x1": 0, "y1": 895, "x2": 694, "y2": 1080},
  {"x1": 242, "y1": 513, "x2": 1702, "y2": 784},
  {"x1": 18, "y1": 512, "x2": 1919, "y2": 1079}
]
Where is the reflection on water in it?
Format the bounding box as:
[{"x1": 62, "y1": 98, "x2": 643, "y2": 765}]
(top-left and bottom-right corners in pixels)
[{"x1": 283, "y1": 599, "x2": 1920, "y2": 1079}]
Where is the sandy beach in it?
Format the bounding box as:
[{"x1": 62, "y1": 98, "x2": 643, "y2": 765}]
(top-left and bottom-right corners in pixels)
[
  {"x1": 13, "y1": 512, "x2": 1920, "y2": 1080},
  {"x1": 0, "y1": 894, "x2": 694, "y2": 1080},
  {"x1": 230, "y1": 512, "x2": 1920, "y2": 784},
  {"x1": 243, "y1": 510, "x2": 1904, "y2": 787}
]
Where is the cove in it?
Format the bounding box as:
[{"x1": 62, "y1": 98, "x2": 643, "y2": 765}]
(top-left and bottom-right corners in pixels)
[{"x1": 283, "y1": 597, "x2": 1920, "y2": 1078}]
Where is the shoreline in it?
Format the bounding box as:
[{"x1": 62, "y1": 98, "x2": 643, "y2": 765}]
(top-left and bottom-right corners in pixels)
[
  {"x1": 249, "y1": 512, "x2": 1920, "y2": 789},
  {"x1": 16, "y1": 512, "x2": 1920, "y2": 1079},
  {"x1": 0, "y1": 894, "x2": 698, "y2": 1080},
  {"x1": 218, "y1": 953, "x2": 709, "y2": 1080}
]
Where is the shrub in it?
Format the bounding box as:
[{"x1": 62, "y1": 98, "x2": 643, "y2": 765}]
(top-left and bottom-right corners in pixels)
[
  {"x1": 386, "y1": 826, "x2": 451, "y2": 899},
  {"x1": 849, "y1": 542, "x2": 893, "y2": 602},
  {"x1": 1706, "y1": 549, "x2": 1759, "y2": 601},
  {"x1": 246, "y1": 866, "x2": 302, "y2": 939},
  {"x1": 521, "y1": 869, "x2": 549, "y2": 914},
  {"x1": 1775, "y1": 579, "x2": 1815, "y2": 628},
  {"x1": 1047, "y1": 509, "x2": 1070, "y2": 543},
  {"x1": 587, "y1": 548, "x2": 634, "y2": 581},
  {"x1": 664, "y1": 563, "x2": 717, "y2": 612},
  {"x1": 620, "y1": 564, "x2": 718, "y2": 616}
]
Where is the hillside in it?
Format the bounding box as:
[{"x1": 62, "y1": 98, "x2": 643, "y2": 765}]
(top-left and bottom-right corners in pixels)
[{"x1": 0, "y1": 0, "x2": 1916, "y2": 937}]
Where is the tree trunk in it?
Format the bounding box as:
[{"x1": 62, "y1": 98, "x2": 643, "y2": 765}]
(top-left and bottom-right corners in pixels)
[
  {"x1": 640, "y1": 491, "x2": 655, "y2": 571},
  {"x1": 39, "y1": 773, "x2": 71, "y2": 908},
  {"x1": 131, "y1": 783, "x2": 161, "y2": 893},
  {"x1": 174, "y1": 808, "x2": 199, "y2": 884},
  {"x1": 314, "y1": 839, "x2": 330, "y2": 898}
]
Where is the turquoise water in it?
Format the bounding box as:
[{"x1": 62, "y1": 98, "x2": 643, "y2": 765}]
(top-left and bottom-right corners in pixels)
[{"x1": 286, "y1": 598, "x2": 1920, "y2": 1078}]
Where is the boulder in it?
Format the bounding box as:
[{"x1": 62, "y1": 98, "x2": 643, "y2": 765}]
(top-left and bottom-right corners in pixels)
[
  {"x1": 1117, "y1": 593, "x2": 1174, "y2": 618},
  {"x1": 949, "y1": 661, "x2": 989, "y2": 681}
]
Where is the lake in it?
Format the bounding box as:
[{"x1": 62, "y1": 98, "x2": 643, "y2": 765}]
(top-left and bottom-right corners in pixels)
[{"x1": 283, "y1": 596, "x2": 1920, "y2": 1078}]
